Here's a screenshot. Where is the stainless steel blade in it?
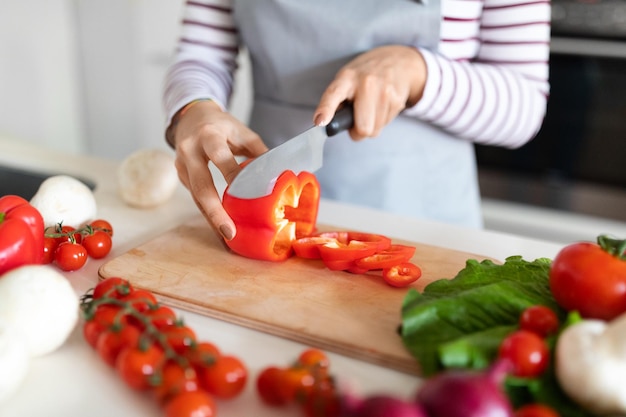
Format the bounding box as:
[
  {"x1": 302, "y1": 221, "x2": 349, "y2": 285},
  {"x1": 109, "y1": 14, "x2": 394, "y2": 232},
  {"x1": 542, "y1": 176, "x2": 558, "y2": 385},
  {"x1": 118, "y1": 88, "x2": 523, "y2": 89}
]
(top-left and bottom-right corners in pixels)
[{"x1": 226, "y1": 125, "x2": 327, "y2": 199}]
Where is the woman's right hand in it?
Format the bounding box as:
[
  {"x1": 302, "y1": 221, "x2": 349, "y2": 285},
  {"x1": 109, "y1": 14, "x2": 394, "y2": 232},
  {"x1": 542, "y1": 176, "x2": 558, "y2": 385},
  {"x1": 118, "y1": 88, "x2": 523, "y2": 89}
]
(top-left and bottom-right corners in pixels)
[{"x1": 171, "y1": 100, "x2": 268, "y2": 241}]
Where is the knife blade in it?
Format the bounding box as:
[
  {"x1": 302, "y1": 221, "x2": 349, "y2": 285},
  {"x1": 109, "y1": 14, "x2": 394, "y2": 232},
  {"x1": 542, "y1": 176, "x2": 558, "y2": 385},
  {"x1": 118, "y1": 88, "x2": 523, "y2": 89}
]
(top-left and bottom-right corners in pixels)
[{"x1": 226, "y1": 103, "x2": 354, "y2": 199}]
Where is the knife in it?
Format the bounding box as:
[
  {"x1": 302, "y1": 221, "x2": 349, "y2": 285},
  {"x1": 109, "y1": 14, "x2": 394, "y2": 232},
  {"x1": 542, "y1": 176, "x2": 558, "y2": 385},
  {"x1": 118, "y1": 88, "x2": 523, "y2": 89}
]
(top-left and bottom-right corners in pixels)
[{"x1": 226, "y1": 103, "x2": 354, "y2": 199}]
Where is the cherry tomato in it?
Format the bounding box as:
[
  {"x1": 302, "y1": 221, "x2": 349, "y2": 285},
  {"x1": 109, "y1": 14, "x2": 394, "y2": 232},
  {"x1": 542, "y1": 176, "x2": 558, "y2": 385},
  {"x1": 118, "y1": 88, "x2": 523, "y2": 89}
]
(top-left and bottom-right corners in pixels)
[
  {"x1": 185, "y1": 342, "x2": 221, "y2": 367},
  {"x1": 257, "y1": 366, "x2": 291, "y2": 406},
  {"x1": 281, "y1": 366, "x2": 316, "y2": 404},
  {"x1": 153, "y1": 361, "x2": 199, "y2": 405},
  {"x1": 498, "y1": 330, "x2": 549, "y2": 378},
  {"x1": 354, "y1": 244, "x2": 416, "y2": 270},
  {"x1": 42, "y1": 236, "x2": 58, "y2": 264},
  {"x1": 90, "y1": 219, "x2": 114, "y2": 237},
  {"x1": 54, "y1": 241, "x2": 88, "y2": 271},
  {"x1": 382, "y1": 262, "x2": 422, "y2": 287},
  {"x1": 96, "y1": 325, "x2": 142, "y2": 367},
  {"x1": 302, "y1": 377, "x2": 341, "y2": 417},
  {"x1": 515, "y1": 403, "x2": 560, "y2": 417},
  {"x1": 93, "y1": 277, "x2": 134, "y2": 300},
  {"x1": 162, "y1": 324, "x2": 197, "y2": 354},
  {"x1": 297, "y1": 348, "x2": 330, "y2": 371},
  {"x1": 144, "y1": 305, "x2": 178, "y2": 329},
  {"x1": 116, "y1": 344, "x2": 165, "y2": 390},
  {"x1": 196, "y1": 355, "x2": 247, "y2": 399},
  {"x1": 164, "y1": 390, "x2": 216, "y2": 417},
  {"x1": 519, "y1": 305, "x2": 560, "y2": 337},
  {"x1": 549, "y1": 238, "x2": 626, "y2": 320},
  {"x1": 54, "y1": 224, "x2": 82, "y2": 245},
  {"x1": 83, "y1": 230, "x2": 113, "y2": 259},
  {"x1": 119, "y1": 288, "x2": 158, "y2": 312},
  {"x1": 83, "y1": 305, "x2": 129, "y2": 348}
]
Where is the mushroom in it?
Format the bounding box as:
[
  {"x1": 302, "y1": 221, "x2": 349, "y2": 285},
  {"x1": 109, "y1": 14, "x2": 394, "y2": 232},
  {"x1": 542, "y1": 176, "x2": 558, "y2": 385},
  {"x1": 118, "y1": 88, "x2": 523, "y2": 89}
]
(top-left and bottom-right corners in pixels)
[
  {"x1": 30, "y1": 175, "x2": 97, "y2": 228},
  {"x1": 0, "y1": 324, "x2": 29, "y2": 404},
  {"x1": 117, "y1": 148, "x2": 179, "y2": 208},
  {"x1": 555, "y1": 312, "x2": 626, "y2": 415}
]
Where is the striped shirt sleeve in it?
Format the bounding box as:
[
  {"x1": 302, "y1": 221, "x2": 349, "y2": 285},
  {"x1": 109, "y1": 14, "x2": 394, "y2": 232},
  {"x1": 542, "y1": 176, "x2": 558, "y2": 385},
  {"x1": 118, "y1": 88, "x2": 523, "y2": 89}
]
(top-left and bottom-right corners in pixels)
[
  {"x1": 405, "y1": 0, "x2": 551, "y2": 149},
  {"x1": 163, "y1": 0, "x2": 239, "y2": 126}
]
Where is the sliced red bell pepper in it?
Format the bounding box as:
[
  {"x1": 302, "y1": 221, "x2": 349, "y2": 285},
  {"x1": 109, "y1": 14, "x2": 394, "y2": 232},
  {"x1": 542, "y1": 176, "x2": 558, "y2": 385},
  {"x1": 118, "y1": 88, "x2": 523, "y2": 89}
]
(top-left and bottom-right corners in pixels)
[
  {"x1": 0, "y1": 195, "x2": 45, "y2": 275},
  {"x1": 222, "y1": 170, "x2": 320, "y2": 262},
  {"x1": 354, "y1": 244, "x2": 416, "y2": 271},
  {"x1": 382, "y1": 262, "x2": 422, "y2": 287}
]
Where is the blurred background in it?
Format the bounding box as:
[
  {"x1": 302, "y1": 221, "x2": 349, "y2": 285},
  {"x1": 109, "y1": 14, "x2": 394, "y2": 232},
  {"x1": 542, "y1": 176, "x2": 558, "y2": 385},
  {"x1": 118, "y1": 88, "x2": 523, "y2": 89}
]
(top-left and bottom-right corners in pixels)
[{"x1": 1, "y1": 0, "x2": 625, "y2": 244}]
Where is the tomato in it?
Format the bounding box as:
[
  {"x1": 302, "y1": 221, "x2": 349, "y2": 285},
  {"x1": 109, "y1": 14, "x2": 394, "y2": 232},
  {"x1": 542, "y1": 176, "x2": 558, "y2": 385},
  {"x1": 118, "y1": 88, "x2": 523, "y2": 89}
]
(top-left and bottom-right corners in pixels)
[
  {"x1": 162, "y1": 324, "x2": 197, "y2": 354},
  {"x1": 196, "y1": 355, "x2": 247, "y2": 399},
  {"x1": 222, "y1": 170, "x2": 320, "y2": 262},
  {"x1": 93, "y1": 277, "x2": 134, "y2": 300},
  {"x1": 549, "y1": 235, "x2": 626, "y2": 320},
  {"x1": 302, "y1": 378, "x2": 340, "y2": 417},
  {"x1": 0, "y1": 195, "x2": 45, "y2": 273},
  {"x1": 186, "y1": 342, "x2": 221, "y2": 367},
  {"x1": 54, "y1": 224, "x2": 82, "y2": 245},
  {"x1": 54, "y1": 241, "x2": 88, "y2": 271},
  {"x1": 498, "y1": 330, "x2": 549, "y2": 378},
  {"x1": 42, "y1": 236, "x2": 58, "y2": 264},
  {"x1": 164, "y1": 390, "x2": 216, "y2": 417},
  {"x1": 153, "y1": 361, "x2": 199, "y2": 405},
  {"x1": 519, "y1": 305, "x2": 560, "y2": 337},
  {"x1": 96, "y1": 325, "x2": 142, "y2": 367},
  {"x1": 280, "y1": 366, "x2": 316, "y2": 404},
  {"x1": 515, "y1": 403, "x2": 560, "y2": 417},
  {"x1": 90, "y1": 219, "x2": 114, "y2": 237},
  {"x1": 83, "y1": 230, "x2": 113, "y2": 259},
  {"x1": 354, "y1": 244, "x2": 416, "y2": 270},
  {"x1": 382, "y1": 262, "x2": 422, "y2": 287},
  {"x1": 119, "y1": 289, "x2": 158, "y2": 312},
  {"x1": 83, "y1": 304, "x2": 129, "y2": 348},
  {"x1": 257, "y1": 366, "x2": 291, "y2": 406},
  {"x1": 116, "y1": 344, "x2": 165, "y2": 390},
  {"x1": 144, "y1": 305, "x2": 177, "y2": 330},
  {"x1": 297, "y1": 348, "x2": 330, "y2": 371}
]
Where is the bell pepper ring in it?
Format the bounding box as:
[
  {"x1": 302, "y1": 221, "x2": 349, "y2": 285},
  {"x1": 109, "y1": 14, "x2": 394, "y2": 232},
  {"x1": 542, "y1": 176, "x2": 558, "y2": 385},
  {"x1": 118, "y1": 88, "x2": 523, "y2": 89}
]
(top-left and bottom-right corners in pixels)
[
  {"x1": 0, "y1": 195, "x2": 45, "y2": 275},
  {"x1": 222, "y1": 170, "x2": 320, "y2": 262}
]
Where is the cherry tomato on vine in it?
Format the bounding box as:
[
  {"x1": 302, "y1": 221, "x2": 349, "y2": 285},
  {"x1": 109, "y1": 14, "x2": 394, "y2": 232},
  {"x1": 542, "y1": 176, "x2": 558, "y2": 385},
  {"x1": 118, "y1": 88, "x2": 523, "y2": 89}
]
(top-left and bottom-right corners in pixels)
[
  {"x1": 498, "y1": 330, "x2": 549, "y2": 378},
  {"x1": 257, "y1": 366, "x2": 291, "y2": 406},
  {"x1": 116, "y1": 344, "x2": 165, "y2": 390},
  {"x1": 42, "y1": 236, "x2": 58, "y2": 264},
  {"x1": 144, "y1": 305, "x2": 178, "y2": 329},
  {"x1": 164, "y1": 390, "x2": 216, "y2": 417},
  {"x1": 96, "y1": 325, "x2": 142, "y2": 367},
  {"x1": 83, "y1": 230, "x2": 113, "y2": 259},
  {"x1": 162, "y1": 324, "x2": 197, "y2": 354},
  {"x1": 153, "y1": 361, "x2": 200, "y2": 405},
  {"x1": 196, "y1": 355, "x2": 247, "y2": 399},
  {"x1": 382, "y1": 262, "x2": 422, "y2": 287},
  {"x1": 54, "y1": 241, "x2": 88, "y2": 271},
  {"x1": 93, "y1": 277, "x2": 134, "y2": 300},
  {"x1": 515, "y1": 403, "x2": 560, "y2": 417},
  {"x1": 55, "y1": 225, "x2": 82, "y2": 245},
  {"x1": 519, "y1": 305, "x2": 560, "y2": 337},
  {"x1": 186, "y1": 342, "x2": 221, "y2": 367},
  {"x1": 83, "y1": 304, "x2": 129, "y2": 348},
  {"x1": 119, "y1": 288, "x2": 158, "y2": 312},
  {"x1": 302, "y1": 378, "x2": 341, "y2": 417},
  {"x1": 90, "y1": 219, "x2": 114, "y2": 237},
  {"x1": 297, "y1": 348, "x2": 330, "y2": 371}
]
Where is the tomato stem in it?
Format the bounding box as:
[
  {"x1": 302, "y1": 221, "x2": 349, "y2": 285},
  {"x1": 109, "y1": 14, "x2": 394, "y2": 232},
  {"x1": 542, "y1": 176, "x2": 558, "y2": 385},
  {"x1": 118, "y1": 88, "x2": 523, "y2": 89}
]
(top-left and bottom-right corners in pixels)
[{"x1": 597, "y1": 234, "x2": 626, "y2": 261}]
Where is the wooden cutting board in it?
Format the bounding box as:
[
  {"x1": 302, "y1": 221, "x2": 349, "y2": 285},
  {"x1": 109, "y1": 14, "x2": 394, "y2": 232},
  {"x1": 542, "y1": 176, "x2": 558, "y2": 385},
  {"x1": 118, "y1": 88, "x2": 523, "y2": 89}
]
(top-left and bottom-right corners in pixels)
[{"x1": 99, "y1": 215, "x2": 494, "y2": 375}]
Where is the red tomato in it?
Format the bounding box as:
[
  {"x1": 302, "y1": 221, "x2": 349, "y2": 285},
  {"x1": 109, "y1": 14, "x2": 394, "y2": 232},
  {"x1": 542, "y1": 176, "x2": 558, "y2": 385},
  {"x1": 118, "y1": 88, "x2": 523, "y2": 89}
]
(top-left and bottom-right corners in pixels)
[
  {"x1": 90, "y1": 219, "x2": 114, "y2": 237},
  {"x1": 186, "y1": 342, "x2": 221, "y2": 367},
  {"x1": 297, "y1": 348, "x2": 330, "y2": 371},
  {"x1": 280, "y1": 366, "x2": 316, "y2": 404},
  {"x1": 382, "y1": 262, "x2": 422, "y2": 287},
  {"x1": 93, "y1": 277, "x2": 134, "y2": 300},
  {"x1": 42, "y1": 236, "x2": 58, "y2": 264},
  {"x1": 116, "y1": 344, "x2": 165, "y2": 390},
  {"x1": 515, "y1": 403, "x2": 560, "y2": 417},
  {"x1": 144, "y1": 305, "x2": 178, "y2": 330},
  {"x1": 83, "y1": 230, "x2": 113, "y2": 259},
  {"x1": 54, "y1": 225, "x2": 82, "y2": 245},
  {"x1": 498, "y1": 330, "x2": 549, "y2": 378},
  {"x1": 354, "y1": 244, "x2": 416, "y2": 270},
  {"x1": 549, "y1": 238, "x2": 626, "y2": 320},
  {"x1": 83, "y1": 305, "x2": 129, "y2": 348},
  {"x1": 119, "y1": 289, "x2": 158, "y2": 312},
  {"x1": 196, "y1": 355, "x2": 247, "y2": 399},
  {"x1": 54, "y1": 241, "x2": 87, "y2": 271},
  {"x1": 164, "y1": 390, "x2": 216, "y2": 417},
  {"x1": 519, "y1": 306, "x2": 560, "y2": 337},
  {"x1": 162, "y1": 324, "x2": 197, "y2": 354},
  {"x1": 302, "y1": 378, "x2": 341, "y2": 417},
  {"x1": 96, "y1": 325, "x2": 142, "y2": 367},
  {"x1": 153, "y1": 361, "x2": 199, "y2": 405},
  {"x1": 257, "y1": 366, "x2": 291, "y2": 406}
]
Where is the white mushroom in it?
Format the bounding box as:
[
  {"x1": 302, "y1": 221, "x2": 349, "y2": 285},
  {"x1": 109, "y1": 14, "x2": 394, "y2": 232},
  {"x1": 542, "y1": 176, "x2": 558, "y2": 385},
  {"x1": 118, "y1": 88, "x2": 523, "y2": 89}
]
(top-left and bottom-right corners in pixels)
[
  {"x1": 117, "y1": 148, "x2": 178, "y2": 208},
  {"x1": 0, "y1": 265, "x2": 79, "y2": 357},
  {"x1": 555, "y1": 312, "x2": 626, "y2": 415},
  {"x1": 0, "y1": 324, "x2": 30, "y2": 404},
  {"x1": 30, "y1": 175, "x2": 97, "y2": 228}
]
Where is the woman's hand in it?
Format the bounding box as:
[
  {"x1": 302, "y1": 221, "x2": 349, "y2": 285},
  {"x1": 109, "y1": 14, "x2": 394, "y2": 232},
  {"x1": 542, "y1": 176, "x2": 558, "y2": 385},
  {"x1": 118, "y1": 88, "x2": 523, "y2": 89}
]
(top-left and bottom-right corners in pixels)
[
  {"x1": 172, "y1": 100, "x2": 268, "y2": 240},
  {"x1": 314, "y1": 45, "x2": 427, "y2": 140}
]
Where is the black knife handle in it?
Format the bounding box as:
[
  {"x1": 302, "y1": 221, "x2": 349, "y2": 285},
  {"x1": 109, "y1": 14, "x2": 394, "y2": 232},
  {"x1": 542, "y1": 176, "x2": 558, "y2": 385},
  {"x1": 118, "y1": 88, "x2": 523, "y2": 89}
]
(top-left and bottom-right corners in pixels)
[{"x1": 325, "y1": 103, "x2": 354, "y2": 137}]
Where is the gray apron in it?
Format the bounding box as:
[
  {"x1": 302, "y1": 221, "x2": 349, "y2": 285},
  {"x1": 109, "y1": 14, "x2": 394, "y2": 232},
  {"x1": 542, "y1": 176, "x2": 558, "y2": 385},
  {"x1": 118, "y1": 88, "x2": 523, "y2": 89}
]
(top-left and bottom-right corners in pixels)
[{"x1": 232, "y1": 0, "x2": 483, "y2": 228}]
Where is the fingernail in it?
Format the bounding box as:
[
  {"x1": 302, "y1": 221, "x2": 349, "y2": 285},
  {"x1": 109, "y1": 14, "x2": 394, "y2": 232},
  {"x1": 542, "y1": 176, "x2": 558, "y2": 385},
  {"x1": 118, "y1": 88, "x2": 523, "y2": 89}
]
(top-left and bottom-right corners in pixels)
[
  {"x1": 314, "y1": 113, "x2": 328, "y2": 126},
  {"x1": 220, "y1": 224, "x2": 235, "y2": 241}
]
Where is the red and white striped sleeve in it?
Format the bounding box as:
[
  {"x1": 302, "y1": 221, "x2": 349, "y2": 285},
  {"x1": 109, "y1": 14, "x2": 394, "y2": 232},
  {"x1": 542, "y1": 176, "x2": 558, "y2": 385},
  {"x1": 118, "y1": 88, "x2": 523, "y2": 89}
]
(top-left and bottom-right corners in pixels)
[
  {"x1": 406, "y1": 0, "x2": 551, "y2": 149},
  {"x1": 163, "y1": 0, "x2": 239, "y2": 126}
]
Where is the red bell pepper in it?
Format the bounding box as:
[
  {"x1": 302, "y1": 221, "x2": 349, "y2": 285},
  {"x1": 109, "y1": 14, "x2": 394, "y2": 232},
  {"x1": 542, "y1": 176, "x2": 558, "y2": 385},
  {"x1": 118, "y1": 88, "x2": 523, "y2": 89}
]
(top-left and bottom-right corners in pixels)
[
  {"x1": 0, "y1": 195, "x2": 45, "y2": 275},
  {"x1": 222, "y1": 170, "x2": 320, "y2": 262}
]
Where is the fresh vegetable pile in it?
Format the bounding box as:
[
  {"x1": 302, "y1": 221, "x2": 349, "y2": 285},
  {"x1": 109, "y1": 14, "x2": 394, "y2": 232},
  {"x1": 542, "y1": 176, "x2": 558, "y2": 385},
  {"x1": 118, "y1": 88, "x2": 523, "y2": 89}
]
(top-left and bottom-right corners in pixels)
[{"x1": 80, "y1": 277, "x2": 247, "y2": 417}]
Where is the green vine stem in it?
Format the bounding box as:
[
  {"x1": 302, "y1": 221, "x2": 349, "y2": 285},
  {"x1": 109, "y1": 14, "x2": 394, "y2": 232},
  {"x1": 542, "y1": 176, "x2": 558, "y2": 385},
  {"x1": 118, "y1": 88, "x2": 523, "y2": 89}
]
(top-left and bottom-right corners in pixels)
[{"x1": 597, "y1": 234, "x2": 626, "y2": 260}]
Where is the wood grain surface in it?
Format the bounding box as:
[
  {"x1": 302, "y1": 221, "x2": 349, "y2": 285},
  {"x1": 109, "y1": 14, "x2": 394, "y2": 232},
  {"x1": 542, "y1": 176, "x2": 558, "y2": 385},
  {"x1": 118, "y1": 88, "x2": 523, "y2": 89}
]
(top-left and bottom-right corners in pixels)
[{"x1": 99, "y1": 215, "x2": 493, "y2": 375}]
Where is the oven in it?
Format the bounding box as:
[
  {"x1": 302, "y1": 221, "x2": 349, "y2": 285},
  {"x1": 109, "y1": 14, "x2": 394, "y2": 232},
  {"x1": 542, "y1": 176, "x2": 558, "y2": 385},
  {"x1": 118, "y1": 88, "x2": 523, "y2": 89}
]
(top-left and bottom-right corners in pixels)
[{"x1": 476, "y1": 0, "x2": 626, "y2": 224}]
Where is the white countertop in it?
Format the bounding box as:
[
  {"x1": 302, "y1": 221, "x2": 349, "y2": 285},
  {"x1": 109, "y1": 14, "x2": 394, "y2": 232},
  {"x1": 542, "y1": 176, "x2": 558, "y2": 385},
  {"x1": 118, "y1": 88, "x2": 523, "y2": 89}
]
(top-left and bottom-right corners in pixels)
[{"x1": 0, "y1": 137, "x2": 565, "y2": 417}]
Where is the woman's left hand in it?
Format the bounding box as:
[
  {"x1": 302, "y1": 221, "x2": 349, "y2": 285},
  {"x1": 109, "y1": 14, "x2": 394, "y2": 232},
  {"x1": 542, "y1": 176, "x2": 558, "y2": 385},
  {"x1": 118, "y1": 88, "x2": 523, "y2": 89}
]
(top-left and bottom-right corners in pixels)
[{"x1": 314, "y1": 45, "x2": 427, "y2": 140}]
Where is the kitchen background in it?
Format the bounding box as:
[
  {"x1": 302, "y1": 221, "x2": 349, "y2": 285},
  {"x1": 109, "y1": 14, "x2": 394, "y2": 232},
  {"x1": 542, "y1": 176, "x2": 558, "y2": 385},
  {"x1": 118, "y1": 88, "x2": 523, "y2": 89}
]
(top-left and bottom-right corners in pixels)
[{"x1": 1, "y1": 0, "x2": 625, "y2": 245}]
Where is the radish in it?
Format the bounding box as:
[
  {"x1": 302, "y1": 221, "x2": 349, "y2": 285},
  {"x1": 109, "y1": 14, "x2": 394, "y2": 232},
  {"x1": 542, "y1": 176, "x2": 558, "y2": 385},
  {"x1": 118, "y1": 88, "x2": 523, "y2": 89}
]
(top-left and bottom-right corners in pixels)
[{"x1": 415, "y1": 360, "x2": 514, "y2": 417}]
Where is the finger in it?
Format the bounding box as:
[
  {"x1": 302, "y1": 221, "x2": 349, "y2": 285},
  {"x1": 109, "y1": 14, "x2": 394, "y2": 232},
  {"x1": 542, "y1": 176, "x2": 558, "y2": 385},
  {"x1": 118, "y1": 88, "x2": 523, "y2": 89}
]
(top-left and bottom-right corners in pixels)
[
  {"x1": 351, "y1": 80, "x2": 381, "y2": 138},
  {"x1": 314, "y1": 76, "x2": 355, "y2": 126}
]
